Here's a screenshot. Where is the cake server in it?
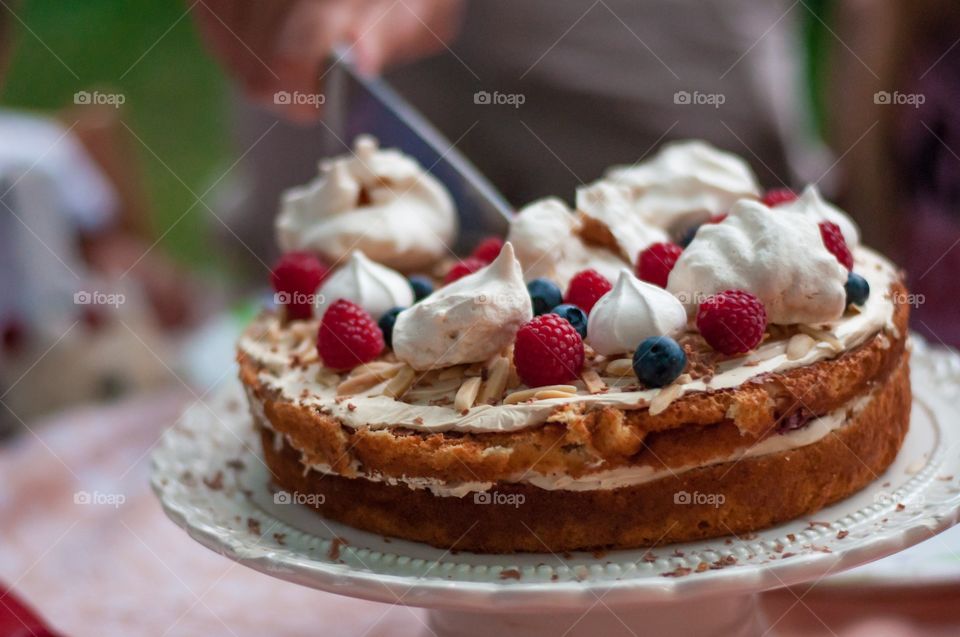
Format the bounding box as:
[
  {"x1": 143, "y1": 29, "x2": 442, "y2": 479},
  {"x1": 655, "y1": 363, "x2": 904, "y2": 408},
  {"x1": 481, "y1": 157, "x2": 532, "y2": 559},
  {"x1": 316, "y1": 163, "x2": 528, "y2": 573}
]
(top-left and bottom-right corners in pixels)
[{"x1": 324, "y1": 48, "x2": 512, "y2": 254}]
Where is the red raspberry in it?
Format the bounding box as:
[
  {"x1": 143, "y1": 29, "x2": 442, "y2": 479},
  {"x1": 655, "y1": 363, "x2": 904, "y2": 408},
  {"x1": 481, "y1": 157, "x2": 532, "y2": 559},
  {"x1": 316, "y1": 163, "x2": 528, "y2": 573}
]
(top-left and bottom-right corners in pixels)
[
  {"x1": 819, "y1": 221, "x2": 853, "y2": 270},
  {"x1": 564, "y1": 269, "x2": 612, "y2": 313},
  {"x1": 636, "y1": 242, "x2": 684, "y2": 288},
  {"x1": 761, "y1": 188, "x2": 798, "y2": 207},
  {"x1": 696, "y1": 290, "x2": 768, "y2": 355},
  {"x1": 271, "y1": 252, "x2": 330, "y2": 320},
  {"x1": 444, "y1": 257, "x2": 486, "y2": 284},
  {"x1": 513, "y1": 314, "x2": 585, "y2": 387},
  {"x1": 317, "y1": 299, "x2": 384, "y2": 370},
  {"x1": 707, "y1": 213, "x2": 728, "y2": 224},
  {"x1": 471, "y1": 237, "x2": 503, "y2": 263}
]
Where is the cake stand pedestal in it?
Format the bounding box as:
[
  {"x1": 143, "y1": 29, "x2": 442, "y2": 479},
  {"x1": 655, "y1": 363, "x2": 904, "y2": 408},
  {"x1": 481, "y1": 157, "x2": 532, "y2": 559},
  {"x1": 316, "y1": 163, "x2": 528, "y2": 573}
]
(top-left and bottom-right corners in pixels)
[{"x1": 152, "y1": 339, "x2": 960, "y2": 637}]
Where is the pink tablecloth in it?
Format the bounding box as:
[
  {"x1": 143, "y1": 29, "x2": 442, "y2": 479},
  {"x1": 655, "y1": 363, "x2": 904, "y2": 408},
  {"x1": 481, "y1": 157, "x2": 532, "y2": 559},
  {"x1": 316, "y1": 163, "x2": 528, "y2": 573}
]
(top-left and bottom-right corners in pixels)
[{"x1": 2, "y1": 389, "x2": 959, "y2": 636}]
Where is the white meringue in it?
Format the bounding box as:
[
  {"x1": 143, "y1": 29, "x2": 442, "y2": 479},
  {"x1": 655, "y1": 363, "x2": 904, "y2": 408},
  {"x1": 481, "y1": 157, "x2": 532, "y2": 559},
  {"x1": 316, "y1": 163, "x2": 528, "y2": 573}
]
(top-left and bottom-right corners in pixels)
[
  {"x1": 776, "y1": 184, "x2": 860, "y2": 248},
  {"x1": 605, "y1": 140, "x2": 760, "y2": 233},
  {"x1": 575, "y1": 181, "x2": 670, "y2": 261},
  {"x1": 315, "y1": 250, "x2": 413, "y2": 320},
  {"x1": 392, "y1": 243, "x2": 532, "y2": 370},
  {"x1": 276, "y1": 135, "x2": 457, "y2": 271},
  {"x1": 667, "y1": 199, "x2": 848, "y2": 325},
  {"x1": 507, "y1": 197, "x2": 627, "y2": 289},
  {"x1": 587, "y1": 270, "x2": 688, "y2": 356}
]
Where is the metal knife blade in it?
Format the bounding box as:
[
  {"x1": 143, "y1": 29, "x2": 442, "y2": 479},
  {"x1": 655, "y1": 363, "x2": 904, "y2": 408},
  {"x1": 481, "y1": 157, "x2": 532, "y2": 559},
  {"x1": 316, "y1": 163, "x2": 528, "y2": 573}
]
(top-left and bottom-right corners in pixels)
[{"x1": 324, "y1": 51, "x2": 512, "y2": 255}]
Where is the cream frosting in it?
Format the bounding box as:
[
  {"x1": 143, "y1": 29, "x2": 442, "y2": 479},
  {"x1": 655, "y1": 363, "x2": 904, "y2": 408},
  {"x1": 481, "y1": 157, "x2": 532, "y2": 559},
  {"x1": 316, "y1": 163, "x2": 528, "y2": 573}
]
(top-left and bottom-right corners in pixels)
[
  {"x1": 506, "y1": 197, "x2": 628, "y2": 289},
  {"x1": 667, "y1": 199, "x2": 848, "y2": 325},
  {"x1": 605, "y1": 140, "x2": 761, "y2": 233},
  {"x1": 574, "y1": 181, "x2": 669, "y2": 261},
  {"x1": 777, "y1": 184, "x2": 861, "y2": 248},
  {"x1": 275, "y1": 135, "x2": 457, "y2": 270},
  {"x1": 315, "y1": 250, "x2": 413, "y2": 320},
  {"x1": 587, "y1": 269, "x2": 688, "y2": 356},
  {"x1": 391, "y1": 242, "x2": 533, "y2": 370},
  {"x1": 239, "y1": 248, "x2": 897, "y2": 435}
]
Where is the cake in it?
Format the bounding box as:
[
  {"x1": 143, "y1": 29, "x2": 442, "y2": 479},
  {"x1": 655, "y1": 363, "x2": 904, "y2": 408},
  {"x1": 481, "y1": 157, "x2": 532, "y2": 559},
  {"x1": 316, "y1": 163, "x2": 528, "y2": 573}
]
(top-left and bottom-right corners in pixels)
[{"x1": 239, "y1": 138, "x2": 910, "y2": 553}]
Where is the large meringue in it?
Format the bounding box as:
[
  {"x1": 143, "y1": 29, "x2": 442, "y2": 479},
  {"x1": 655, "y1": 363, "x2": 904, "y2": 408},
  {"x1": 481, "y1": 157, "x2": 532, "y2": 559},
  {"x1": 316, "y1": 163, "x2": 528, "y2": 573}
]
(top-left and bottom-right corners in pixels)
[
  {"x1": 392, "y1": 243, "x2": 532, "y2": 370},
  {"x1": 276, "y1": 135, "x2": 457, "y2": 271},
  {"x1": 605, "y1": 140, "x2": 760, "y2": 233},
  {"x1": 777, "y1": 184, "x2": 860, "y2": 248},
  {"x1": 667, "y1": 200, "x2": 848, "y2": 325},
  {"x1": 587, "y1": 270, "x2": 688, "y2": 356},
  {"x1": 315, "y1": 250, "x2": 413, "y2": 320},
  {"x1": 575, "y1": 181, "x2": 670, "y2": 262},
  {"x1": 506, "y1": 197, "x2": 627, "y2": 289}
]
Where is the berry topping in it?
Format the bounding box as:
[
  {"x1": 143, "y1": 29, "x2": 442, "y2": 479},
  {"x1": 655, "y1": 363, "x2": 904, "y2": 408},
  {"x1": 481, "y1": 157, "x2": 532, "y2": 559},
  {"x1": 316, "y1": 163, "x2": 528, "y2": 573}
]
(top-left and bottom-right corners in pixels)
[
  {"x1": 678, "y1": 225, "x2": 700, "y2": 248},
  {"x1": 471, "y1": 237, "x2": 504, "y2": 263},
  {"x1": 408, "y1": 275, "x2": 434, "y2": 302},
  {"x1": 633, "y1": 336, "x2": 687, "y2": 388},
  {"x1": 550, "y1": 303, "x2": 588, "y2": 338},
  {"x1": 707, "y1": 213, "x2": 728, "y2": 224},
  {"x1": 513, "y1": 314, "x2": 585, "y2": 387},
  {"x1": 444, "y1": 257, "x2": 485, "y2": 284},
  {"x1": 317, "y1": 299, "x2": 384, "y2": 370},
  {"x1": 564, "y1": 269, "x2": 612, "y2": 313},
  {"x1": 844, "y1": 272, "x2": 870, "y2": 306},
  {"x1": 527, "y1": 278, "x2": 563, "y2": 316},
  {"x1": 761, "y1": 188, "x2": 798, "y2": 207},
  {"x1": 696, "y1": 289, "x2": 768, "y2": 355},
  {"x1": 377, "y1": 306, "x2": 405, "y2": 348},
  {"x1": 819, "y1": 221, "x2": 854, "y2": 270},
  {"x1": 271, "y1": 252, "x2": 329, "y2": 320},
  {"x1": 636, "y1": 242, "x2": 684, "y2": 289}
]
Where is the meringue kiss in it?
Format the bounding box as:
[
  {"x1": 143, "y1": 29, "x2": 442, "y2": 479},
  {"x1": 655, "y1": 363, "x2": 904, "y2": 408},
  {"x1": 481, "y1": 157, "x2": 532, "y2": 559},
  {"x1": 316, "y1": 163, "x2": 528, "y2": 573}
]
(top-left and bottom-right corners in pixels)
[{"x1": 315, "y1": 250, "x2": 413, "y2": 320}]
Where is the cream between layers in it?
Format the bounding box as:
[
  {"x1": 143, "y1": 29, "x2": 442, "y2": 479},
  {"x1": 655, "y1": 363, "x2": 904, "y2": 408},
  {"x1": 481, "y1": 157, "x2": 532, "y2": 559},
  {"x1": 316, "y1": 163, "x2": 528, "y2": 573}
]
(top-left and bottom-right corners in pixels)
[
  {"x1": 239, "y1": 248, "x2": 898, "y2": 434},
  {"x1": 275, "y1": 135, "x2": 457, "y2": 270}
]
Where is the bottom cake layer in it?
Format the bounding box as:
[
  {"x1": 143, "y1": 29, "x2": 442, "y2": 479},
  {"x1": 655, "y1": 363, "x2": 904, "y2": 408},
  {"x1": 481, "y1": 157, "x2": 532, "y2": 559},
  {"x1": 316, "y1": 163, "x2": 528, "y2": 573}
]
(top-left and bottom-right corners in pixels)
[{"x1": 260, "y1": 354, "x2": 911, "y2": 553}]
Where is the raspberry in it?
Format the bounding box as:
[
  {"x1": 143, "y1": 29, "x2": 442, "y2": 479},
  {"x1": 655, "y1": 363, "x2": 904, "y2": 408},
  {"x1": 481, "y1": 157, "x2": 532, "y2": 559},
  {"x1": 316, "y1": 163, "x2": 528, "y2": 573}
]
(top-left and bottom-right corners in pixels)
[
  {"x1": 761, "y1": 188, "x2": 797, "y2": 207},
  {"x1": 636, "y1": 243, "x2": 683, "y2": 289},
  {"x1": 317, "y1": 299, "x2": 384, "y2": 370},
  {"x1": 444, "y1": 257, "x2": 486, "y2": 284},
  {"x1": 513, "y1": 314, "x2": 585, "y2": 387},
  {"x1": 696, "y1": 289, "x2": 768, "y2": 355},
  {"x1": 707, "y1": 213, "x2": 728, "y2": 224},
  {"x1": 271, "y1": 252, "x2": 329, "y2": 320},
  {"x1": 471, "y1": 237, "x2": 503, "y2": 263},
  {"x1": 564, "y1": 269, "x2": 612, "y2": 313},
  {"x1": 819, "y1": 221, "x2": 853, "y2": 270}
]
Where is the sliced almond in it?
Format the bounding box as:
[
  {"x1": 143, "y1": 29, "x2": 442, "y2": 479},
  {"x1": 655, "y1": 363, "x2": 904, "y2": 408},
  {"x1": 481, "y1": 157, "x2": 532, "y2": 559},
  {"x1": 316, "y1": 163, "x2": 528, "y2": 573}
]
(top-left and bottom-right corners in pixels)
[
  {"x1": 534, "y1": 389, "x2": 578, "y2": 400},
  {"x1": 798, "y1": 324, "x2": 843, "y2": 351},
  {"x1": 604, "y1": 358, "x2": 635, "y2": 378},
  {"x1": 464, "y1": 362, "x2": 484, "y2": 377},
  {"x1": 454, "y1": 376, "x2": 482, "y2": 412},
  {"x1": 785, "y1": 333, "x2": 817, "y2": 360},
  {"x1": 581, "y1": 369, "x2": 606, "y2": 394},
  {"x1": 336, "y1": 372, "x2": 386, "y2": 396},
  {"x1": 437, "y1": 365, "x2": 467, "y2": 381},
  {"x1": 649, "y1": 382, "x2": 684, "y2": 416},
  {"x1": 383, "y1": 365, "x2": 417, "y2": 399},
  {"x1": 478, "y1": 357, "x2": 510, "y2": 404},
  {"x1": 504, "y1": 385, "x2": 578, "y2": 405}
]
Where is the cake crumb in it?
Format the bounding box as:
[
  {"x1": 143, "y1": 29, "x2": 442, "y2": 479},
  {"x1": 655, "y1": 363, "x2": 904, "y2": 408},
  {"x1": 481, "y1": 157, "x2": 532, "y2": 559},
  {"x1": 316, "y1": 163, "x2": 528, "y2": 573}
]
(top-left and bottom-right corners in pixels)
[
  {"x1": 499, "y1": 569, "x2": 522, "y2": 580},
  {"x1": 896, "y1": 503, "x2": 906, "y2": 511},
  {"x1": 328, "y1": 537, "x2": 349, "y2": 561},
  {"x1": 203, "y1": 471, "x2": 224, "y2": 491},
  {"x1": 247, "y1": 518, "x2": 261, "y2": 535},
  {"x1": 836, "y1": 530, "x2": 849, "y2": 540},
  {"x1": 662, "y1": 566, "x2": 692, "y2": 578}
]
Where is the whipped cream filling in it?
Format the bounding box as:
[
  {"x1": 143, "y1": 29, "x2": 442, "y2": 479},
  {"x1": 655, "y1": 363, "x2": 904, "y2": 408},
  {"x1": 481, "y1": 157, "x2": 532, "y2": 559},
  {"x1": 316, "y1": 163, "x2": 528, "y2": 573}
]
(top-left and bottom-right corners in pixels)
[
  {"x1": 275, "y1": 135, "x2": 457, "y2": 271},
  {"x1": 239, "y1": 248, "x2": 898, "y2": 435}
]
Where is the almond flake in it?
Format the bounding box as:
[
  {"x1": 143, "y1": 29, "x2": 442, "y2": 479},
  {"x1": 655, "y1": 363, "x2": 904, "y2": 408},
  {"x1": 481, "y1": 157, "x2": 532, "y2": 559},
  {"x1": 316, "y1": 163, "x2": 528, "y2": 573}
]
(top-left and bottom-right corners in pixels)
[
  {"x1": 534, "y1": 389, "x2": 578, "y2": 400},
  {"x1": 786, "y1": 333, "x2": 816, "y2": 360},
  {"x1": 504, "y1": 385, "x2": 578, "y2": 405},
  {"x1": 454, "y1": 376, "x2": 482, "y2": 412},
  {"x1": 604, "y1": 358, "x2": 635, "y2": 378},
  {"x1": 649, "y1": 382, "x2": 683, "y2": 415},
  {"x1": 383, "y1": 366, "x2": 416, "y2": 399},
  {"x1": 581, "y1": 369, "x2": 606, "y2": 394},
  {"x1": 478, "y1": 357, "x2": 510, "y2": 404}
]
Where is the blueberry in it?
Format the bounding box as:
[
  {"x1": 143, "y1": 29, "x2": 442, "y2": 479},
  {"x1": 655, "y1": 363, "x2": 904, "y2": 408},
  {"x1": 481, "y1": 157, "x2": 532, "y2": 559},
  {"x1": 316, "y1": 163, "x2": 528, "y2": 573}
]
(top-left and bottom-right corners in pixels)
[
  {"x1": 527, "y1": 278, "x2": 563, "y2": 316},
  {"x1": 408, "y1": 275, "x2": 434, "y2": 302},
  {"x1": 633, "y1": 336, "x2": 687, "y2": 388},
  {"x1": 378, "y1": 307, "x2": 405, "y2": 348},
  {"x1": 550, "y1": 304, "x2": 588, "y2": 338},
  {"x1": 678, "y1": 224, "x2": 701, "y2": 248},
  {"x1": 844, "y1": 272, "x2": 870, "y2": 307}
]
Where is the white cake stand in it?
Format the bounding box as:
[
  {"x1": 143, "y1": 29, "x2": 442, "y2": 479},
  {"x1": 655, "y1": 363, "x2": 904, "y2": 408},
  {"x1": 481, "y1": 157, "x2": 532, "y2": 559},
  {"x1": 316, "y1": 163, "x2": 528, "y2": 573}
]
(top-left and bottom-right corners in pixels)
[{"x1": 152, "y1": 338, "x2": 960, "y2": 637}]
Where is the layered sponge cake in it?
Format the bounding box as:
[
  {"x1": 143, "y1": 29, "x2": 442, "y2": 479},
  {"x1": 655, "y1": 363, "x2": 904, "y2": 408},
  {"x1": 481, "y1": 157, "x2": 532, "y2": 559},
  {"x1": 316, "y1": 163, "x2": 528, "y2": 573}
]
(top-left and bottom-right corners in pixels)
[{"x1": 239, "y1": 137, "x2": 910, "y2": 553}]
